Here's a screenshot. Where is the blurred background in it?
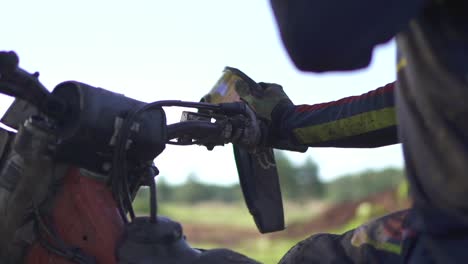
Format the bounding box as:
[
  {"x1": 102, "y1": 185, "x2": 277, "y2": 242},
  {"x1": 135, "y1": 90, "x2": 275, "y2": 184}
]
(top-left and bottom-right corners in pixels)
[{"x1": 1, "y1": 0, "x2": 409, "y2": 262}]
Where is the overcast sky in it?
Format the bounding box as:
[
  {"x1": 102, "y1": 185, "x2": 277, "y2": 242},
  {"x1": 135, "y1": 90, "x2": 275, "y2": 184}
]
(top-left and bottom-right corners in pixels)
[{"x1": 1, "y1": 0, "x2": 403, "y2": 184}]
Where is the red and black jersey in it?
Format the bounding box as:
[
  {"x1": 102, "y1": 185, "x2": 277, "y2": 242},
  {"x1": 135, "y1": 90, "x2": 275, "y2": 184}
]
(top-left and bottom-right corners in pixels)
[
  {"x1": 271, "y1": 0, "x2": 468, "y2": 263},
  {"x1": 278, "y1": 82, "x2": 398, "y2": 148}
]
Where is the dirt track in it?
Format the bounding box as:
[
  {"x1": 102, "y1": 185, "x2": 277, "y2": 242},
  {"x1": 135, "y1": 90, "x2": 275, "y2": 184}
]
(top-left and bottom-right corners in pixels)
[{"x1": 184, "y1": 189, "x2": 411, "y2": 246}]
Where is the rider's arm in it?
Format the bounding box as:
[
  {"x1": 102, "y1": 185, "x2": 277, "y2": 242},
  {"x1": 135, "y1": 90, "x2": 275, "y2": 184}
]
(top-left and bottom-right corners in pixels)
[
  {"x1": 277, "y1": 82, "x2": 398, "y2": 148},
  {"x1": 269, "y1": 0, "x2": 425, "y2": 72}
]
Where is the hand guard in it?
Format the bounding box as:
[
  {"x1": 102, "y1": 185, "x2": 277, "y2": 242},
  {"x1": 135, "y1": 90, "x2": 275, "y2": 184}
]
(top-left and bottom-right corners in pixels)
[{"x1": 203, "y1": 67, "x2": 306, "y2": 152}]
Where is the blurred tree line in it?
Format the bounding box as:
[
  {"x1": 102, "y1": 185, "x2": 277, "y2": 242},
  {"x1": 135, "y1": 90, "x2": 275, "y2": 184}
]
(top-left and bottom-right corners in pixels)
[
  {"x1": 135, "y1": 151, "x2": 404, "y2": 205},
  {"x1": 326, "y1": 167, "x2": 404, "y2": 202}
]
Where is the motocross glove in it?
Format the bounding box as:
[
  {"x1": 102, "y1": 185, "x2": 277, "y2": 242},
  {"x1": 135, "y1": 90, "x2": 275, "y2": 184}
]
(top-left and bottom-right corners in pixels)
[{"x1": 235, "y1": 80, "x2": 307, "y2": 152}]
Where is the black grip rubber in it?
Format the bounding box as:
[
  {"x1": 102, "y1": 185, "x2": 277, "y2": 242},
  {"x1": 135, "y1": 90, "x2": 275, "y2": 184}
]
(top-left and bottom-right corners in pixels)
[{"x1": 0, "y1": 51, "x2": 19, "y2": 74}]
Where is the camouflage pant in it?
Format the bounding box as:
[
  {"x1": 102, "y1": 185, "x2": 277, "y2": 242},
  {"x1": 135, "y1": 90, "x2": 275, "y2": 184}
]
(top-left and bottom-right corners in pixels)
[{"x1": 279, "y1": 210, "x2": 409, "y2": 264}]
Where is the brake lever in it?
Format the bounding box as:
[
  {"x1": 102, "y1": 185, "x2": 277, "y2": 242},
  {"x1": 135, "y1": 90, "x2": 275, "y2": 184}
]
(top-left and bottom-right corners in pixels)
[
  {"x1": 176, "y1": 111, "x2": 232, "y2": 149},
  {"x1": 175, "y1": 103, "x2": 259, "y2": 150}
]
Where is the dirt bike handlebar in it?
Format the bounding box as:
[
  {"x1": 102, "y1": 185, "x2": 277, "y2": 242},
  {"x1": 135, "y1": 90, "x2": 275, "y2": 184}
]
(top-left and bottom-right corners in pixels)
[{"x1": 0, "y1": 51, "x2": 283, "y2": 236}]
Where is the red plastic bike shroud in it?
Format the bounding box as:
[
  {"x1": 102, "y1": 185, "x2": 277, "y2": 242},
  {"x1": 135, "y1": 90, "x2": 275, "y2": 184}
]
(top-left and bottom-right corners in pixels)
[{"x1": 25, "y1": 167, "x2": 124, "y2": 264}]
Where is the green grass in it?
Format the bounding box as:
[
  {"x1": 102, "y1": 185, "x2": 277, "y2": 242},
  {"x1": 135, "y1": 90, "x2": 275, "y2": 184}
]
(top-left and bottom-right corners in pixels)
[
  {"x1": 192, "y1": 238, "x2": 299, "y2": 264},
  {"x1": 159, "y1": 201, "x2": 255, "y2": 228},
  {"x1": 131, "y1": 180, "x2": 411, "y2": 262},
  {"x1": 132, "y1": 200, "x2": 327, "y2": 263},
  {"x1": 129, "y1": 177, "x2": 412, "y2": 263},
  {"x1": 233, "y1": 238, "x2": 300, "y2": 263},
  {"x1": 132, "y1": 198, "x2": 401, "y2": 263},
  {"x1": 133, "y1": 200, "x2": 327, "y2": 228}
]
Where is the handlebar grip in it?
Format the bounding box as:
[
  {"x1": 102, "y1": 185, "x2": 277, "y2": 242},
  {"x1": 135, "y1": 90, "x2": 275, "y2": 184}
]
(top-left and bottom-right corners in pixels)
[
  {"x1": 167, "y1": 121, "x2": 224, "y2": 141},
  {"x1": 0, "y1": 51, "x2": 19, "y2": 74}
]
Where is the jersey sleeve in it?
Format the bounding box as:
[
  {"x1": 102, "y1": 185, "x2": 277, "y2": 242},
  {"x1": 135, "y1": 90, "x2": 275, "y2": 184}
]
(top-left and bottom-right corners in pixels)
[{"x1": 278, "y1": 82, "x2": 399, "y2": 148}]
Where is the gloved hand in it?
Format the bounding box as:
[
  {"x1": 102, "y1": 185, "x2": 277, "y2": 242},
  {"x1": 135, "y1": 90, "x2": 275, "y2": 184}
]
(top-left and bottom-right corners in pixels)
[
  {"x1": 203, "y1": 67, "x2": 306, "y2": 152},
  {"x1": 234, "y1": 79, "x2": 306, "y2": 152},
  {"x1": 235, "y1": 81, "x2": 293, "y2": 122}
]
